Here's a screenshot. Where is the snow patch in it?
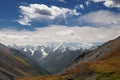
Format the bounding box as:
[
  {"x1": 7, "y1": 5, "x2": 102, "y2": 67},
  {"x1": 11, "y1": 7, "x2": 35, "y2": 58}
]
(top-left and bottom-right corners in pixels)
[{"x1": 41, "y1": 48, "x2": 48, "y2": 57}]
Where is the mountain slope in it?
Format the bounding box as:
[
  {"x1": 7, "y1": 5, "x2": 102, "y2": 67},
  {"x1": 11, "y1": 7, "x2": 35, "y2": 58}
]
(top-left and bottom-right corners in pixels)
[
  {"x1": 61, "y1": 36, "x2": 120, "y2": 80},
  {"x1": 17, "y1": 36, "x2": 120, "y2": 80},
  {"x1": 75, "y1": 36, "x2": 120, "y2": 63},
  {"x1": 10, "y1": 42, "x2": 96, "y2": 74},
  {"x1": 0, "y1": 43, "x2": 49, "y2": 80}
]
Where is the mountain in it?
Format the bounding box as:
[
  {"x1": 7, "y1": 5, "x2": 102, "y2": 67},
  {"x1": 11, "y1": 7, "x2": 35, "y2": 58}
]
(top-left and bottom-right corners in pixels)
[
  {"x1": 9, "y1": 42, "x2": 98, "y2": 74},
  {"x1": 38, "y1": 42, "x2": 88, "y2": 74},
  {"x1": 0, "y1": 43, "x2": 49, "y2": 80},
  {"x1": 59, "y1": 36, "x2": 120, "y2": 80},
  {"x1": 9, "y1": 42, "x2": 98, "y2": 59},
  {"x1": 17, "y1": 36, "x2": 120, "y2": 80},
  {"x1": 9, "y1": 44, "x2": 48, "y2": 60}
]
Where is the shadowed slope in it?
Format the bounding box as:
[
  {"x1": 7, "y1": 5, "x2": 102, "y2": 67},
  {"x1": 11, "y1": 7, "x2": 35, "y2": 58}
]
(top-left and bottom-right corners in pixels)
[{"x1": 0, "y1": 43, "x2": 49, "y2": 80}]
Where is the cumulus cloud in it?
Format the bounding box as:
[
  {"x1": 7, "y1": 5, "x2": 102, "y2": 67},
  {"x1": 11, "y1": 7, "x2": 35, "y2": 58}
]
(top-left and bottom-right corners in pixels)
[
  {"x1": 18, "y1": 4, "x2": 79, "y2": 25},
  {"x1": 0, "y1": 25, "x2": 120, "y2": 46},
  {"x1": 79, "y1": 10, "x2": 120, "y2": 26},
  {"x1": 93, "y1": 0, "x2": 120, "y2": 8}
]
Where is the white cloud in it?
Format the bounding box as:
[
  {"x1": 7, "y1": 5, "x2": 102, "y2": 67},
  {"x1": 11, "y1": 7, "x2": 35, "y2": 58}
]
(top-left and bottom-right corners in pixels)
[
  {"x1": 93, "y1": 0, "x2": 104, "y2": 2},
  {"x1": 93, "y1": 0, "x2": 120, "y2": 8},
  {"x1": 56, "y1": 30, "x2": 76, "y2": 36},
  {"x1": 75, "y1": 4, "x2": 84, "y2": 10},
  {"x1": 53, "y1": 0, "x2": 66, "y2": 3},
  {"x1": 59, "y1": 0, "x2": 66, "y2": 3},
  {"x1": 79, "y1": 10, "x2": 120, "y2": 26},
  {"x1": 18, "y1": 4, "x2": 79, "y2": 25},
  {"x1": 79, "y1": 5, "x2": 84, "y2": 9},
  {"x1": 0, "y1": 25, "x2": 120, "y2": 46},
  {"x1": 85, "y1": 1, "x2": 91, "y2": 6}
]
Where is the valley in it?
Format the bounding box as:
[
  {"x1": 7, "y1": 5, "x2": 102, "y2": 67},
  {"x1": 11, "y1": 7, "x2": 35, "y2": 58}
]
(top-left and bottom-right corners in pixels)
[
  {"x1": 15, "y1": 36, "x2": 120, "y2": 80},
  {"x1": 9, "y1": 42, "x2": 98, "y2": 74},
  {"x1": 0, "y1": 0, "x2": 120, "y2": 80}
]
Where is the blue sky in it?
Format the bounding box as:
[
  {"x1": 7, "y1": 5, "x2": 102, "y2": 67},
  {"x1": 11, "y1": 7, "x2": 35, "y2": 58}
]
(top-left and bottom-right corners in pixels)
[
  {"x1": 0, "y1": 0, "x2": 119, "y2": 29},
  {"x1": 0, "y1": 0, "x2": 120, "y2": 45}
]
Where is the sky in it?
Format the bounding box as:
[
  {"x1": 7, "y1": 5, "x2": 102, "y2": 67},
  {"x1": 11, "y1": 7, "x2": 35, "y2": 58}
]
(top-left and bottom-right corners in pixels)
[{"x1": 0, "y1": 0, "x2": 120, "y2": 45}]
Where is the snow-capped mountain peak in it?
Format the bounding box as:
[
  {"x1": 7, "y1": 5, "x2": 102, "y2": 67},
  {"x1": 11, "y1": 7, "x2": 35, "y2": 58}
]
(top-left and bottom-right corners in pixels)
[
  {"x1": 77, "y1": 43, "x2": 94, "y2": 50},
  {"x1": 29, "y1": 48, "x2": 36, "y2": 56},
  {"x1": 8, "y1": 42, "x2": 101, "y2": 61},
  {"x1": 48, "y1": 42, "x2": 68, "y2": 53},
  {"x1": 41, "y1": 48, "x2": 48, "y2": 57}
]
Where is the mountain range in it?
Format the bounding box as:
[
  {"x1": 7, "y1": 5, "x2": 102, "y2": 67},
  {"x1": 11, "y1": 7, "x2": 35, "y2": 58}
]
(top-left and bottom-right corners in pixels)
[
  {"x1": 9, "y1": 42, "x2": 98, "y2": 74},
  {"x1": 0, "y1": 36, "x2": 119, "y2": 80},
  {"x1": 16, "y1": 36, "x2": 120, "y2": 80}
]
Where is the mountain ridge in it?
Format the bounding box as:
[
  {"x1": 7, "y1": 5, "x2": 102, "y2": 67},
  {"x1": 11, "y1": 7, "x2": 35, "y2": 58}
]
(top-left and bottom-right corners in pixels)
[
  {"x1": 9, "y1": 42, "x2": 98, "y2": 74},
  {"x1": 17, "y1": 36, "x2": 120, "y2": 80},
  {"x1": 0, "y1": 43, "x2": 50, "y2": 80}
]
